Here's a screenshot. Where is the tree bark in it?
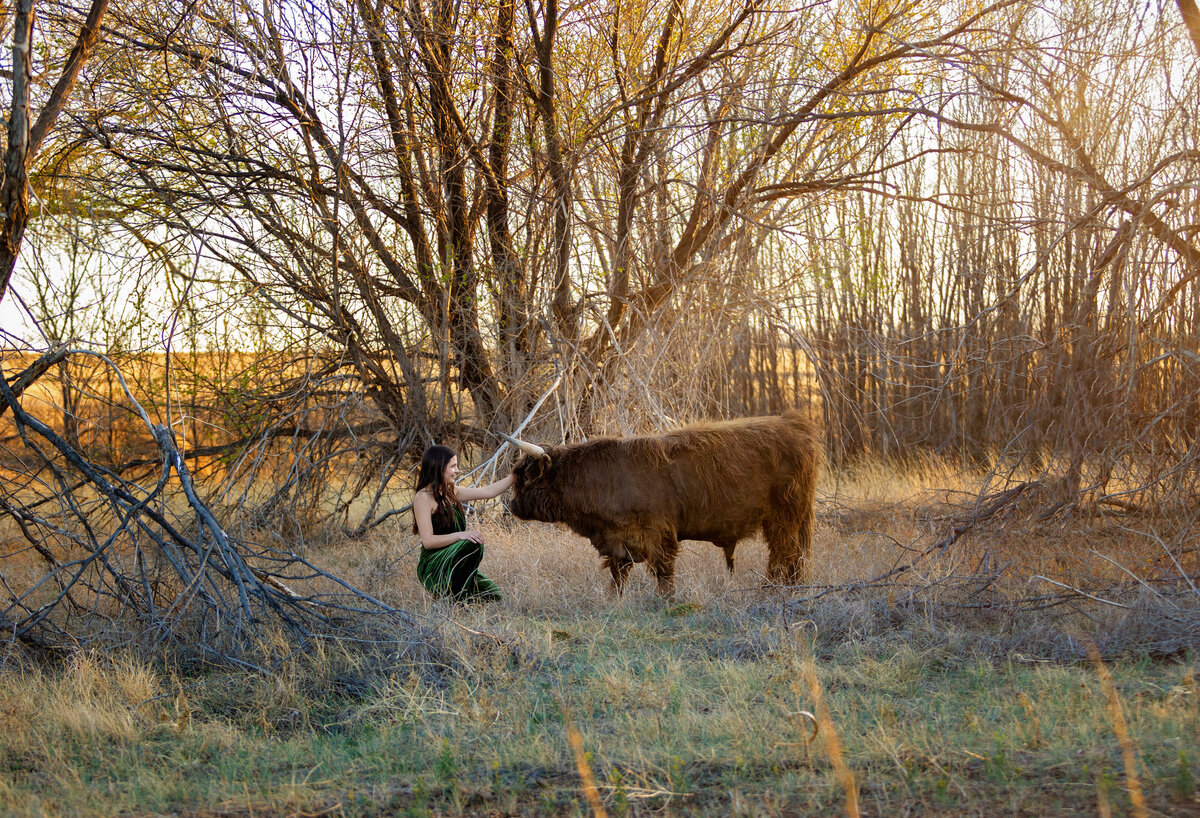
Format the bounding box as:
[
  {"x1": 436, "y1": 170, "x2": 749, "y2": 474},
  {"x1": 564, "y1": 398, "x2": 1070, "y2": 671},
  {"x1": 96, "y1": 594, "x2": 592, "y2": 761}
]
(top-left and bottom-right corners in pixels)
[
  {"x1": 0, "y1": 0, "x2": 110, "y2": 305},
  {"x1": 0, "y1": 0, "x2": 34, "y2": 304}
]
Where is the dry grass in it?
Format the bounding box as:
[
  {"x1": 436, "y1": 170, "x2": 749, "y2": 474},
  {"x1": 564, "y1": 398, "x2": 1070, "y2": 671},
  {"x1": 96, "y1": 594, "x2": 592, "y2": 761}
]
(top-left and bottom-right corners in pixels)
[
  {"x1": 2, "y1": 456, "x2": 1198, "y2": 816},
  {"x1": 338, "y1": 454, "x2": 1198, "y2": 635}
]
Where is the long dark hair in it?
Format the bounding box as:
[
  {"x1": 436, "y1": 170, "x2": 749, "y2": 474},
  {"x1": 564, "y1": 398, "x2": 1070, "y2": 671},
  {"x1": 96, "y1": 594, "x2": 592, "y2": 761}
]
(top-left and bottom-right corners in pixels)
[{"x1": 412, "y1": 445, "x2": 463, "y2": 534}]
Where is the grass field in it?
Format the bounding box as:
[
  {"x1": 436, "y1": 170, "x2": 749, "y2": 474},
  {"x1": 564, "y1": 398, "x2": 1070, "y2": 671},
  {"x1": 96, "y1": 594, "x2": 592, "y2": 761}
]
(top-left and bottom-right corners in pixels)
[{"x1": 2, "y1": 460, "x2": 1198, "y2": 816}]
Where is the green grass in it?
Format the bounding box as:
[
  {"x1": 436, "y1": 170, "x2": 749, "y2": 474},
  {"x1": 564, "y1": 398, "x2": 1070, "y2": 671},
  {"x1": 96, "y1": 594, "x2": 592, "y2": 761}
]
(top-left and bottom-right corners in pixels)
[{"x1": 2, "y1": 599, "x2": 1197, "y2": 816}]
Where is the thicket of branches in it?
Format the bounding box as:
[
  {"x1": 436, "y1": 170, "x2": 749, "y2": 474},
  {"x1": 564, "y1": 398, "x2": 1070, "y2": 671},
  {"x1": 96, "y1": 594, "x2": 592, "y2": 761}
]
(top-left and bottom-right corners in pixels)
[{"x1": 2, "y1": 0, "x2": 1199, "y2": 658}]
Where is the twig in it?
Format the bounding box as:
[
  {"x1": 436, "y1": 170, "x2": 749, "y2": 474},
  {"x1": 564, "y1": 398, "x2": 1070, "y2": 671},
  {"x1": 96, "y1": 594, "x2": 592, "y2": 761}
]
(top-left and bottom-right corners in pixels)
[
  {"x1": 1120, "y1": 526, "x2": 1200, "y2": 599},
  {"x1": 1032, "y1": 576, "x2": 1131, "y2": 609},
  {"x1": 1089, "y1": 549, "x2": 1176, "y2": 609}
]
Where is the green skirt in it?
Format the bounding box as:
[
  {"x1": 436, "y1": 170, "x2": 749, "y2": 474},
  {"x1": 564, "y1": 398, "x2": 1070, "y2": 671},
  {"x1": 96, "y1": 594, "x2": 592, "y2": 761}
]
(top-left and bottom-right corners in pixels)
[{"x1": 417, "y1": 539, "x2": 502, "y2": 602}]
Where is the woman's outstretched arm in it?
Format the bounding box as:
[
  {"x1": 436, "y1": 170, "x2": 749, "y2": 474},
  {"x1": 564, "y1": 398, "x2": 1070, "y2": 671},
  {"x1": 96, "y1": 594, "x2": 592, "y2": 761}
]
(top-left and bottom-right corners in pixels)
[{"x1": 456, "y1": 473, "x2": 514, "y2": 502}]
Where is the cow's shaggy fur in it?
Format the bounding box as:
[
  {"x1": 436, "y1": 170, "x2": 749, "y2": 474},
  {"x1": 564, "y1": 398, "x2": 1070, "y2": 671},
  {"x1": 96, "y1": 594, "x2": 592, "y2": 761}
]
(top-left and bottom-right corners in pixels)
[{"x1": 509, "y1": 410, "x2": 821, "y2": 593}]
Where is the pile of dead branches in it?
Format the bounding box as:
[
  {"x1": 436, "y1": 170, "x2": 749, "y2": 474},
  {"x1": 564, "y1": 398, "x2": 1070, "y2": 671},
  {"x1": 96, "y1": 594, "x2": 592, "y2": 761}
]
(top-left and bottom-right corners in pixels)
[{"x1": 1, "y1": 348, "x2": 417, "y2": 666}]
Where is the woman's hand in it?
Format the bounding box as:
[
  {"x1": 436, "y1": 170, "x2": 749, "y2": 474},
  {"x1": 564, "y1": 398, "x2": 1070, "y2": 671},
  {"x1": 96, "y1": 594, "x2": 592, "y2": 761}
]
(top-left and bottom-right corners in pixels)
[{"x1": 462, "y1": 528, "x2": 485, "y2": 544}]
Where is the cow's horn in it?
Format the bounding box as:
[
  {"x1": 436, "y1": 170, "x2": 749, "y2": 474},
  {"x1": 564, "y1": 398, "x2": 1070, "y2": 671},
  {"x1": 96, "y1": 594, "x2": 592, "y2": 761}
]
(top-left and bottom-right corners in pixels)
[{"x1": 500, "y1": 433, "x2": 548, "y2": 459}]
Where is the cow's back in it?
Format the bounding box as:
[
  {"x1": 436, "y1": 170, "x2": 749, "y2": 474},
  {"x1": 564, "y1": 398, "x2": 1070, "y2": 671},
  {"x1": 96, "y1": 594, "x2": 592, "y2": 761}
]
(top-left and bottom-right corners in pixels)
[{"x1": 661, "y1": 412, "x2": 819, "y2": 541}]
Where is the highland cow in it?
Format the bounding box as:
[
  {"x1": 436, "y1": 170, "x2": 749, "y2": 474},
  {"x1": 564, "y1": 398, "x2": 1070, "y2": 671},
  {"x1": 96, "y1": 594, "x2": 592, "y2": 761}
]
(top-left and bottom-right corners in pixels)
[{"x1": 506, "y1": 410, "x2": 820, "y2": 594}]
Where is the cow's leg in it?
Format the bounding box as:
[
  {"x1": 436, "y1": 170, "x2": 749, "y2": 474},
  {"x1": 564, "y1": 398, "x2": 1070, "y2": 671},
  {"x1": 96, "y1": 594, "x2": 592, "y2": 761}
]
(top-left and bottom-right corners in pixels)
[
  {"x1": 795, "y1": 498, "x2": 814, "y2": 585},
  {"x1": 713, "y1": 539, "x2": 737, "y2": 573},
  {"x1": 763, "y1": 515, "x2": 802, "y2": 585},
  {"x1": 765, "y1": 468, "x2": 816, "y2": 585},
  {"x1": 594, "y1": 531, "x2": 639, "y2": 593},
  {"x1": 603, "y1": 556, "x2": 634, "y2": 592},
  {"x1": 647, "y1": 530, "x2": 680, "y2": 596},
  {"x1": 790, "y1": 462, "x2": 817, "y2": 584}
]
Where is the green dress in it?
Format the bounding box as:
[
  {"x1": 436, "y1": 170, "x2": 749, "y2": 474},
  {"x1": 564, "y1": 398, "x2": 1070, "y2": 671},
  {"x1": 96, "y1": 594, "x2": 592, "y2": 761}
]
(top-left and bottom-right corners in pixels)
[{"x1": 417, "y1": 505, "x2": 502, "y2": 602}]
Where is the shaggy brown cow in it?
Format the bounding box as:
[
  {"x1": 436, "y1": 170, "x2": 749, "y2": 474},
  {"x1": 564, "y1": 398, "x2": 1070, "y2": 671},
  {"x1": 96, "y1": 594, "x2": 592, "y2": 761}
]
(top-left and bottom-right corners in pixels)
[{"x1": 506, "y1": 410, "x2": 820, "y2": 594}]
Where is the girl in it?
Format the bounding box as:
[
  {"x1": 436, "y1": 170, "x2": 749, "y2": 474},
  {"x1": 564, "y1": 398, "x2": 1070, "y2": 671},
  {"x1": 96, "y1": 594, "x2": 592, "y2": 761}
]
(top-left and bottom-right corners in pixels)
[{"x1": 412, "y1": 445, "x2": 513, "y2": 602}]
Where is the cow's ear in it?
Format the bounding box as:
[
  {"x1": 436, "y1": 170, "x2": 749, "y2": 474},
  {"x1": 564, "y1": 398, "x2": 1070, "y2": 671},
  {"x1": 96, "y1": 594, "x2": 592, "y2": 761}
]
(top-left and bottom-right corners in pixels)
[{"x1": 530, "y1": 454, "x2": 551, "y2": 480}]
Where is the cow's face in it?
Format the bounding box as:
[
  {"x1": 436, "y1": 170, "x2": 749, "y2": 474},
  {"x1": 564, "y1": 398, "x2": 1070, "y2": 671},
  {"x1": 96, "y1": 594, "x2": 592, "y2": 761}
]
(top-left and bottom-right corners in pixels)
[{"x1": 509, "y1": 449, "x2": 559, "y2": 521}]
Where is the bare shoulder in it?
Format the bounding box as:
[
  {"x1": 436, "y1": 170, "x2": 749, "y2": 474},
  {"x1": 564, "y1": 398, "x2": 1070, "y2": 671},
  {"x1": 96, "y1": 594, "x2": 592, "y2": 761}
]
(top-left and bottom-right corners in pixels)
[{"x1": 413, "y1": 488, "x2": 436, "y2": 510}]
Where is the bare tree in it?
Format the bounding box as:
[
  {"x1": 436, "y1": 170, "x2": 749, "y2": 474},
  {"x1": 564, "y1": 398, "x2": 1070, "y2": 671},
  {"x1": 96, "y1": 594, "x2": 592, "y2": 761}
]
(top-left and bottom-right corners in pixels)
[{"x1": 0, "y1": 0, "x2": 109, "y2": 303}]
